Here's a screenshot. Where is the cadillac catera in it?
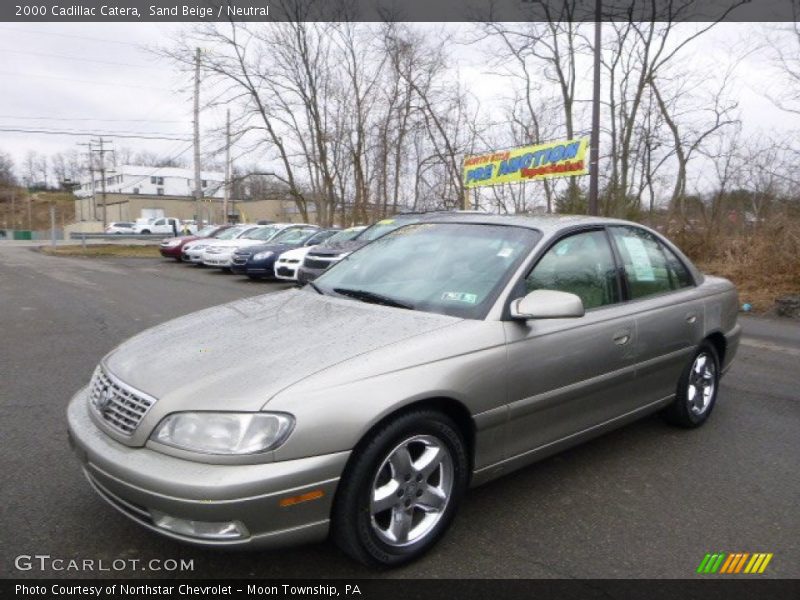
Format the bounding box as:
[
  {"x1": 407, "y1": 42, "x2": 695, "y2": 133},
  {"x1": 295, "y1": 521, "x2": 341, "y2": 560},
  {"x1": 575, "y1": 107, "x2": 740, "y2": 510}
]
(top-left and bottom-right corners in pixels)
[{"x1": 67, "y1": 214, "x2": 740, "y2": 566}]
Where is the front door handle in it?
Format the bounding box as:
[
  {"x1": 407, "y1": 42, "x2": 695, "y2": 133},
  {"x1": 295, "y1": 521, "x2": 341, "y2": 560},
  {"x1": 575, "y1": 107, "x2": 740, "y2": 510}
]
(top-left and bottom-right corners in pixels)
[{"x1": 613, "y1": 330, "x2": 631, "y2": 345}]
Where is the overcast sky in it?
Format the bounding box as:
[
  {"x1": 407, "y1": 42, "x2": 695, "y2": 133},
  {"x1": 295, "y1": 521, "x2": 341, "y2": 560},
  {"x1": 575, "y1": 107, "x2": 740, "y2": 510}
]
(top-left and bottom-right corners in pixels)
[{"x1": 0, "y1": 22, "x2": 797, "y2": 181}]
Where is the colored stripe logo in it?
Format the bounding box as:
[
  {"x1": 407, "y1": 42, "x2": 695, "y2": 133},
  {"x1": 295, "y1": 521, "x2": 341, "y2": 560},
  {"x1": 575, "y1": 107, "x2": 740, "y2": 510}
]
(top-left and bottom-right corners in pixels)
[{"x1": 697, "y1": 552, "x2": 773, "y2": 574}]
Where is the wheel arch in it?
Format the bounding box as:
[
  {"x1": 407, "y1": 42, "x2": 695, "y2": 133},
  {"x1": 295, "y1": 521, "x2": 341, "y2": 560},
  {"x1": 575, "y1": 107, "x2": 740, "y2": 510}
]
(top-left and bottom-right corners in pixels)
[
  {"x1": 704, "y1": 331, "x2": 727, "y2": 366},
  {"x1": 339, "y1": 396, "x2": 476, "y2": 484}
]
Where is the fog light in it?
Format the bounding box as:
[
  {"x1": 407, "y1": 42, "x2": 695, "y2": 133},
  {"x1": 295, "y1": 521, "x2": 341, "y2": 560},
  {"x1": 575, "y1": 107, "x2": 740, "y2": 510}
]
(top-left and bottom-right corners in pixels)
[{"x1": 150, "y1": 510, "x2": 246, "y2": 540}]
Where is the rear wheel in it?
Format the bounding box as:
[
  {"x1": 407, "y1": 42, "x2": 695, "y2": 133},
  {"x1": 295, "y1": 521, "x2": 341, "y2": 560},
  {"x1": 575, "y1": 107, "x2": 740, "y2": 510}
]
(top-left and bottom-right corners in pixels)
[
  {"x1": 332, "y1": 410, "x2": 469, "y2": 567},
  {"x1": 664, "y1": 342, "x2": 720, "y2": 428}
]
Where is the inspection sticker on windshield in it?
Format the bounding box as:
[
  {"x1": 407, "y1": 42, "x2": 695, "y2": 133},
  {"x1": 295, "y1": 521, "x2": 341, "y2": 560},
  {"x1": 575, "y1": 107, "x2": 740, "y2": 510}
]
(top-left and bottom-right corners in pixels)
[
  {"x1": 441, "y1": 292, "x2": 478, "y2": 304},
  {"x1": 497, "y1": 247, "x2": 514, "y2": 258}
]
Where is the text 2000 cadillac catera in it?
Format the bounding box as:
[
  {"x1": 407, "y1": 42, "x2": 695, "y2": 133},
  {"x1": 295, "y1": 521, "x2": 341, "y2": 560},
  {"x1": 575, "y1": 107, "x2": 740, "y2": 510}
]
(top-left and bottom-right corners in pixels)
[{"x1": 67, "y1": 214, "x2": 740, "y2": 566}]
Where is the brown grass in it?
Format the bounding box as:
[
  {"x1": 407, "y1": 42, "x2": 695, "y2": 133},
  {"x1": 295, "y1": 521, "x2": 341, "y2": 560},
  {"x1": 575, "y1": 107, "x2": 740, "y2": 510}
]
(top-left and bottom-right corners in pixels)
[
  {"x1": 40, "y1": 244, "x2": 161, "y2": 258},
  {"x1": 671, "y1": 219, "x2": 800, "y2": 313}
]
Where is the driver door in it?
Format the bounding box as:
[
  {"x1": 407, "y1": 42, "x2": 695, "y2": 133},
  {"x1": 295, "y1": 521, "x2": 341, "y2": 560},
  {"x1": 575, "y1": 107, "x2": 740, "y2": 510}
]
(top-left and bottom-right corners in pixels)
[{"x1": 502, "y1": 228, "x2": 640, "y2": 460}]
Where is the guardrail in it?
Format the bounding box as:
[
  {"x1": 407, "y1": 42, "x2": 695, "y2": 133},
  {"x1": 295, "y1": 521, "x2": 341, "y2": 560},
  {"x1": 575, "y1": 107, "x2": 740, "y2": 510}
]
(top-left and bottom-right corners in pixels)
[{"x1": 68, "y1": 233, "x2": 169, "y2": 241}]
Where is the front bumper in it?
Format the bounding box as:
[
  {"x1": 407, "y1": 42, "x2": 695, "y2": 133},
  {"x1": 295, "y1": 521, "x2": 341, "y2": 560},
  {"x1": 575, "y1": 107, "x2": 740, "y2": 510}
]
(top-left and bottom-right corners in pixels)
[
  {"x1": 203, "y1": 254, "x2": 235, "y2": 267},
  {"x1": 159, "y1": 246, "x2": 183, "y2": 259},
  {"x1": 230, "y1": 257, "x2": 249, "y2": 274},
  {"x1": 184, "y1": 250, "x2": 207, "y2": 263},
  {"x1": 243, "y1": 259, "x2": 277, "y2": 278},
  {"x1": 66, "y1": 387, "x2": 349, "y2": 549},
  {"x1": 274, "y1": 263, "x2": 299, "y2": 281}
]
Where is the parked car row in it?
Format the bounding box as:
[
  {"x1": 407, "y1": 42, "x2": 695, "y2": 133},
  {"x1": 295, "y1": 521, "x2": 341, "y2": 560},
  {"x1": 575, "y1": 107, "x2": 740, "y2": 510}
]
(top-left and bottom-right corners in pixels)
[
  {"x1": 160, "y1": 212, "x2": 496, "y2": 283},
  {"x1": 159, "y1": 216, "x2": 434, "y2": 283}
]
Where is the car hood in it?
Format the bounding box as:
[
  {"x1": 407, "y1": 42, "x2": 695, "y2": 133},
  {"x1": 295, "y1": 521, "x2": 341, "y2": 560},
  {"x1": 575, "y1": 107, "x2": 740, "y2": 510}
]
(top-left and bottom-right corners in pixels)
[
  {"x1": 311, "y1": 240, "x2": 367, "y2": 256},
  {"x1": 236, "y1": 242, "x2": 295, "y2": 255},
  {"x1": 103, "y1": 289, "x2": 460, "y2": 413},
  {"x1": 205, "y1": 239, "x2": 267, "y2": 250},
  {"x1": 278, "y1": 246, "x2": 312, "y2": 260}
]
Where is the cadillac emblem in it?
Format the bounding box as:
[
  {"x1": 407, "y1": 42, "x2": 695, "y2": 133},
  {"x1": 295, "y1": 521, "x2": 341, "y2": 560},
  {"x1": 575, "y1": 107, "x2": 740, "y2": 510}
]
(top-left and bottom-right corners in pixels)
[{"x1": 96, "y1": 386, "x2": 114, "y2": 413}]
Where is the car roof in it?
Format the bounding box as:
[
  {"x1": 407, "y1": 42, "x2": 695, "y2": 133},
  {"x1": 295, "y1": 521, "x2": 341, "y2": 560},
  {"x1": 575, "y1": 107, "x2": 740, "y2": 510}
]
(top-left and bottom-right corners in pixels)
[{"x1": 407, "y1": 212, "x2": 636, "y2": 234}]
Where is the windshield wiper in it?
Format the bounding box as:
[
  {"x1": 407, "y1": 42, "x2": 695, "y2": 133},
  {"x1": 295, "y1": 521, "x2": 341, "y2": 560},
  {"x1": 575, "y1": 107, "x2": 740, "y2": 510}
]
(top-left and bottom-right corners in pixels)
[
  {"x1": 333, "y1": 287, "x2": 413, "y2": 310},
  {"x1": 307, "y1": 281, "x2": 324, "y2": 295}
]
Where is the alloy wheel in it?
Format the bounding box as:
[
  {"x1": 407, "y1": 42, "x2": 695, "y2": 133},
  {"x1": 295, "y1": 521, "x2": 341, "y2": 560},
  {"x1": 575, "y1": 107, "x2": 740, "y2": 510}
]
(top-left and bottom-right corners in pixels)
[
  {"x1": 687, "y1": 352, "x2": 716, "y2": 415},
  {"x1": 369, "y1": 434, "x2": 453, "y2": 547}
]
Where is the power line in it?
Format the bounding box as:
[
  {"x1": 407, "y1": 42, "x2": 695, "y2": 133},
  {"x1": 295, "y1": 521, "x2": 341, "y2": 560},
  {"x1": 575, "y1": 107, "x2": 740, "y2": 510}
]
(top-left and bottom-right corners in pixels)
[
  {"x1": 0, "y1": 26, "x2": 141, "y2": 47},
  {"x1": 0, "y1": 125, "x2": 189, "y2": 136},
  {"x1": 0, "y1": 70, "x2": 174, "y2": 91},
  {"x1": 0, "y1": 127, "x2": 191, "y2": 141},
  {"x1": 0, "y1": 48, "x2": 151, "y2": 69},
  {"x1": 0, "y1": 115, "x2": 185, "y2": 124}
]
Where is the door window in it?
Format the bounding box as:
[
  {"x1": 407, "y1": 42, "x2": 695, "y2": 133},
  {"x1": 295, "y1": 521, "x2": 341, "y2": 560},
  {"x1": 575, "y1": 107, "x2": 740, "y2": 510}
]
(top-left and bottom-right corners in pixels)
[
  {"x1": 609, "y1": 226, "x2": 693, "y2": 299},
  {"x1": 525, "y1": 230, "x2": 620, "y2": 310}
]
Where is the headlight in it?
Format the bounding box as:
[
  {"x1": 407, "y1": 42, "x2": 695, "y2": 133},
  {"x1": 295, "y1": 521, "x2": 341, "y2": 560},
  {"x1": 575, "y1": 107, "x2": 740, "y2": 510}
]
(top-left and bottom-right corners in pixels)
[
  {"x1": 151, "y1": 412, "x2": 294, "y2": 455},
  {"x1": 253, "y1": 251, "x2": 274, "y2": 261},
  {"x1": 165, "y1": 239, "x2": 183, "y2": 247}
]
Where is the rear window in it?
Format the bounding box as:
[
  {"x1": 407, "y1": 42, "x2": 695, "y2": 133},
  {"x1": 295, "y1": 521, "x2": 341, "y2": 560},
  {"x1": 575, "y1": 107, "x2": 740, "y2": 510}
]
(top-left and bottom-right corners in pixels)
[{"x1": 609, "y1": 226, "x2": 693, "y2": 299}]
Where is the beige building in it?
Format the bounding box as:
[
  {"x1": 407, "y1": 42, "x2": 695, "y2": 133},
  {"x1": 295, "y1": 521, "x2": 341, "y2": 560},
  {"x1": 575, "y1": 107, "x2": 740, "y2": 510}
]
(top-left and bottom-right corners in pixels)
[{"x1": 74, "y1": 192, "x2": 312, "y2": 227}]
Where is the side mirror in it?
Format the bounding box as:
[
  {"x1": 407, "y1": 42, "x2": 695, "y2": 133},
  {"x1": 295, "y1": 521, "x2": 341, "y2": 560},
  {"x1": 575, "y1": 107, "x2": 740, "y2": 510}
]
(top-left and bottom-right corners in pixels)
[{"x1": 510, "y1": 289, "x2": 585, "y2": 320}]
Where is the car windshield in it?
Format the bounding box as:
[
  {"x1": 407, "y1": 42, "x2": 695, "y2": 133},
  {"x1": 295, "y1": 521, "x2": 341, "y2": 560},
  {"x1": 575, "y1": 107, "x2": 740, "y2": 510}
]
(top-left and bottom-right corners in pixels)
[
  {"x1": 271, "y1": 227, "x2": 319, "y2": 245},
  {"x1": 196, "y1": 226, "x2": 218, "y2": 237},
  {"x1": 243, "y1": 225, "x2": 283, "y2": 241},
  {"x1": 216, "y1": 226, "x2": 248, "y2": 240},
  {"x1": 315, "y1": 223, "x2": 540, "y2": 319},
  {"x1": 356, "y1": 218, "x2": 420, "y2": 242},
  {"x1": 324, "y1": 227, "x2": 365, "y2": 244}
]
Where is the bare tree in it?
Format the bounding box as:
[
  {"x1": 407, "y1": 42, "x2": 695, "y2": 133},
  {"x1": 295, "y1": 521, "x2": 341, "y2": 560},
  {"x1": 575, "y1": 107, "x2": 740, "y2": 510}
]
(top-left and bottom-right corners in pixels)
[{"x1": 0, "y1": 151, "x2": 15, "y2": 187}]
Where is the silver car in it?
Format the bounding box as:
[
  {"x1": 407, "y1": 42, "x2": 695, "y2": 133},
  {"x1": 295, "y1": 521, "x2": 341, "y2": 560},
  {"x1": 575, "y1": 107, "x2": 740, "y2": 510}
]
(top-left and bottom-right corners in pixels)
[{"x1": 67, "y1": 215, "x2": 740, "y2": 566}]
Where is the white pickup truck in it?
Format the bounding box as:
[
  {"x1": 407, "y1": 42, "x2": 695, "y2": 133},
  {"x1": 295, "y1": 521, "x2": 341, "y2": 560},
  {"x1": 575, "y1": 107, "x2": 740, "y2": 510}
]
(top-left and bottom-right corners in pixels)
[{"x1": 133, "y1": 217, "x2": 196, "y2": 235}]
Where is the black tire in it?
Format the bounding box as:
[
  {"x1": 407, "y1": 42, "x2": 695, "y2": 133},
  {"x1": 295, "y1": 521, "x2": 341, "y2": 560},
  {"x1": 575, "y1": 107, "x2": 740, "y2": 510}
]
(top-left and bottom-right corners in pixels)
[
  {"x1": 331, "y1": 410, "x2": 469, "y2": 567},
  {"x1": 664, "y1": 341, "x2": 720, "y2": 428},
  {"x1": 140, "y1": 229, "x2": 151, "y2": 235}
]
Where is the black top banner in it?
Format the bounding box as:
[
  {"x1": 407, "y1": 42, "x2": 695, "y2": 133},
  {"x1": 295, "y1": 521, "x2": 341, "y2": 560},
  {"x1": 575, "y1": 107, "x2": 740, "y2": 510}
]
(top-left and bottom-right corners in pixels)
[{"x1": 1, "y1": 0, "x2": 798, "y2": 23}]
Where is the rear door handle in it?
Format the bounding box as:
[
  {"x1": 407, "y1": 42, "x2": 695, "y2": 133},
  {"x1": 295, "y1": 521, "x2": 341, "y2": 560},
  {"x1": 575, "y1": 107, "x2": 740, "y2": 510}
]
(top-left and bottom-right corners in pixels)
[
  {"x1": 686, "y1": 313, "x2": 697, "y2": 324},
  {"x1": 613, "y1": 330, "x2": 631, "y2": 345}
]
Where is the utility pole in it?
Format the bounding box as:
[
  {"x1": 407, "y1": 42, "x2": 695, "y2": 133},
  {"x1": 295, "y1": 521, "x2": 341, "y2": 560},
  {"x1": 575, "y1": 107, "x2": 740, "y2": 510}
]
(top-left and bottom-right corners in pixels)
[
  {"x1": 588, "y1": 0, "x2": 602, "y2": 216},
  {"x1": 90, "y1": 138, "x2": 113, "y2": 228},
  {"x1": 50, "y1": 203, "x2": 56, "y2": 246},
  {"x1": 79, "y1": 140, "x2": 99, "y2": 222},
  {"x1": 224, "y1": 108, "x2": 231, "y2": 225},
  {"x1": 193, "y1": 47, "x2": 203, "y2": 225}
]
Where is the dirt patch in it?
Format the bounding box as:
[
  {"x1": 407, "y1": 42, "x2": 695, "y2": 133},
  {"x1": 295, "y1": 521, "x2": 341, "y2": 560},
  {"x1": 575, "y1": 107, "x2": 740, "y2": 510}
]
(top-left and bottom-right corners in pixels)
[{"x1": 40, "y1": 244, "x2": 161, "y2": 258}]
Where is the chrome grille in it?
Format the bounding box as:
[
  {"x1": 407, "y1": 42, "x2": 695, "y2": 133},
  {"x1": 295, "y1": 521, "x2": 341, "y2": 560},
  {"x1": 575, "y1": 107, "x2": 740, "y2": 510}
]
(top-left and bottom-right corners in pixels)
[{"x1": 89, "y1": 367, "x2": 156, "y2": 435}]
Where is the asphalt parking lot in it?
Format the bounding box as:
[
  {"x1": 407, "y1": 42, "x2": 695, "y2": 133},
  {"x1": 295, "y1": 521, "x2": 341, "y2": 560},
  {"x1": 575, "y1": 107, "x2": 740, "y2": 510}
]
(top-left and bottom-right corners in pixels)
[{"x1": 0, "y1": 244, "x2": 798, "y2": 579}]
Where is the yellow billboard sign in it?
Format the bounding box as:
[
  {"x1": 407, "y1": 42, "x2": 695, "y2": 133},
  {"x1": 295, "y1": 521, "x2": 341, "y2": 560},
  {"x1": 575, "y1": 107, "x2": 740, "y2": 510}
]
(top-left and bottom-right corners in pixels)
[{"x1": 463, "y1": 138, "x2": 589, "y2": 189}]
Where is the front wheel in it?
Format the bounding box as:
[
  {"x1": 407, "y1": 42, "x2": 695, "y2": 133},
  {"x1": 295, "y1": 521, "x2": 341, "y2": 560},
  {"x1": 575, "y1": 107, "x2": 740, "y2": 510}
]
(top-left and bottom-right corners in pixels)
[
  {"x1": 332, "y1": 410, "x2": 469, "y2": 567},
  {"x1": 664, "y1": 342, "x2": 720, "y2": 428}
]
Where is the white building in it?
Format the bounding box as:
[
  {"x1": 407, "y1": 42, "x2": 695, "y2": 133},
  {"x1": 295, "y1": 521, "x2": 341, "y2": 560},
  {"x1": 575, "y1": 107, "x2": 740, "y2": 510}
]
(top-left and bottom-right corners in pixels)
[{"x1": 74, "y1": 165, "x2": 225, "y2": 199}]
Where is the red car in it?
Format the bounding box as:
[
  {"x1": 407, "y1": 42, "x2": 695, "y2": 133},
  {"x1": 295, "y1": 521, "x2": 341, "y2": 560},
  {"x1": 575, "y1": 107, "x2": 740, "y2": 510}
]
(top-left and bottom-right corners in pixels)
[{"x1": 158, "y1": 225, "x2": 233, "y2": 261}]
